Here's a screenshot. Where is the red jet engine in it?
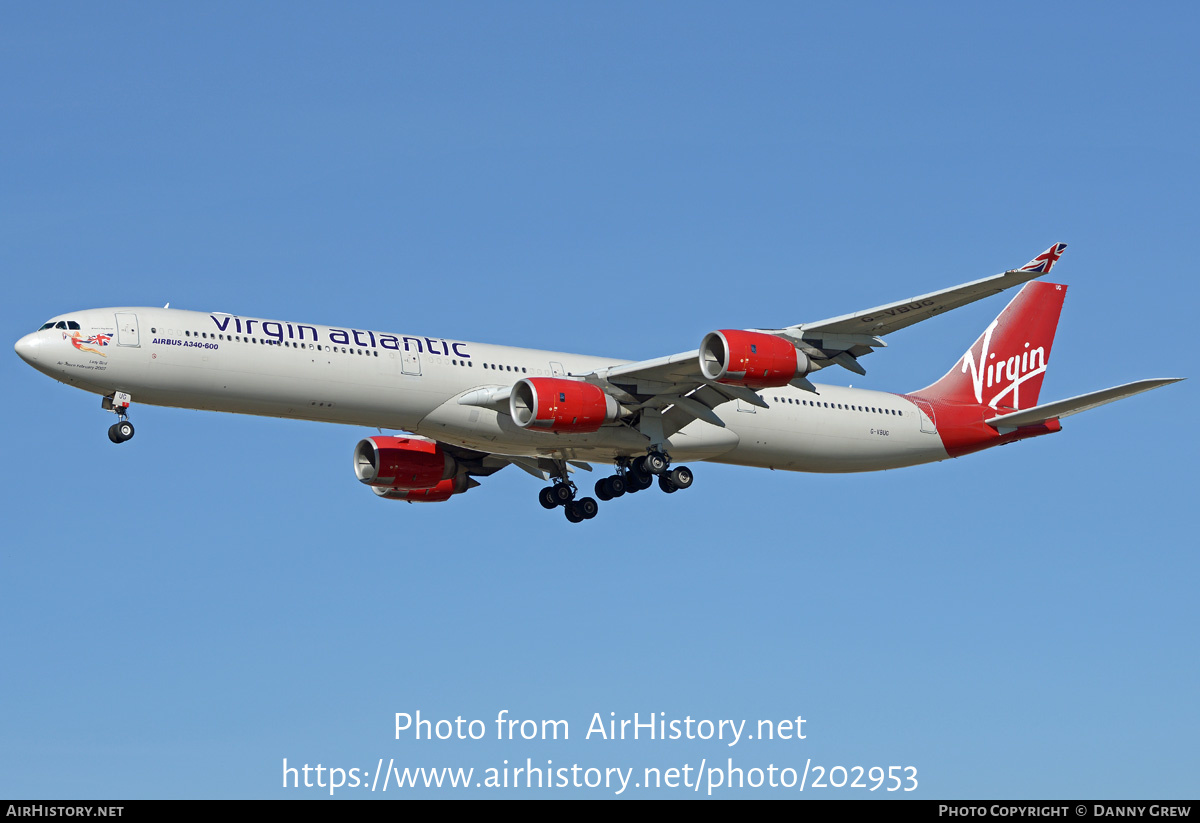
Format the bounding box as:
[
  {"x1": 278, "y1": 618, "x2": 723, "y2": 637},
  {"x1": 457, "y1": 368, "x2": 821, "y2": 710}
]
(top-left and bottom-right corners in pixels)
[
  {"x1": 354, "y1": 436, "x2": 458, "y2": 489},
  {"x1": 699, "y1": 329, "x2": 811, "y2": 389},
  {"x1": 509, "y1": 377, "x2": 620, "y2": 434}
]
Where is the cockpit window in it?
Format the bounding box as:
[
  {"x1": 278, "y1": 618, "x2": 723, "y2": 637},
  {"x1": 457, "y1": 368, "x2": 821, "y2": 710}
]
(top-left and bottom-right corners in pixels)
[
  {"x1": 55, "y1": 322, "x2": 68, "y2": 330},
  {"x1": 38, "y1": 322, "x2": 55, "y2": 330},
  {"x1": 67, "y1": 321, "x2": 80, "y2": 330}
]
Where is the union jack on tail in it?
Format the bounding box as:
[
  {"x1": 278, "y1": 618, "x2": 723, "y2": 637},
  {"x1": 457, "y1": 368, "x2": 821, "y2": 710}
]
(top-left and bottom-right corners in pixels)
[{"x1": 1018, "y1": 242, "x2": 1067, "y2": 273}]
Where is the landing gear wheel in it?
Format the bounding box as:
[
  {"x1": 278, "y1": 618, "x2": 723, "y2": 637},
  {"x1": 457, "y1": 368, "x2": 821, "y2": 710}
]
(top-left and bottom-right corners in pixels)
[
  {"x1": 578, "y1": 497, "x2": 599, "y2": 519},
  {"x1": 595, "y1": 478, "x2": 613, "y2": 501},
  {"x1": 109, "y1": 421, "x2": 134, "y2": 443},
  {"x1": 668, "y1": 466, "x2": 693, "y2": 490},
  {"x1": 539, "y1": 487, "x2": 558, "y2": 509},
  {"x1": 645, "y1": 452, "x2": 669, "y2": 475},
  {"x1": 658, "y1": 475, "x2": 678, "y2": 494},
  {"x1": 551, "y1": 483, "x2": 575, "y2": 506},
  {"x1": 608, "y1": 475, "x2": 627, "y2": 497},
  {"x1": 629, "y1": 458, "x2": 653, "y2": 490},
  {"x1": 564, "y1": 502, "x2": 585, "y2": 523}
]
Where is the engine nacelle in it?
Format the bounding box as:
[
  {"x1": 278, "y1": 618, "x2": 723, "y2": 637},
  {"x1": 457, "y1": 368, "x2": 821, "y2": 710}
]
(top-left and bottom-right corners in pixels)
[
  {"x1": 354, "y1": 436, "x2": 457, "y2": 489},
  {"x1": 371, "y1": 476, "x2": 472, "y2": 503},
  {"x1": 699, "y1": 329, "x2": 811, "y2": 389},
  {"x1": 509, "y1": 377, "x2": 619, "y2": 433}
]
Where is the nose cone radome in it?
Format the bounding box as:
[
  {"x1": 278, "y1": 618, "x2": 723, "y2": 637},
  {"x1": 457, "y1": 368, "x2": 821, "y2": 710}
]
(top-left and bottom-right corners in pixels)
[{"x1": 14, "y1": 333, "x2": 41, "y2": 364}]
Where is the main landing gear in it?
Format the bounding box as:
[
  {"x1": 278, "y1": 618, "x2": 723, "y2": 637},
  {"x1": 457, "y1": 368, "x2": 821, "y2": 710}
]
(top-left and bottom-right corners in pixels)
[
  {"x1": 631, "y1": 450, "x2": 693, "y2": 494},
  {"x1": 103, "y1": 391, "x2": 135, "y2": 444},
  {"x1": 539, "y1": 450, "x2": 696, "y2": 524},
  {"x1": 537, "y1": 479, "x2": 599, "y2": 523}
]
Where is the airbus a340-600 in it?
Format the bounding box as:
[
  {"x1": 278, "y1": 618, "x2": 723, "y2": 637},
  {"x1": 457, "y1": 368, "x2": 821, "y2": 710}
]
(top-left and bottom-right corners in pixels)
[{"x1": 14, "y1": 244, "x2": 1181, "y2": 522}]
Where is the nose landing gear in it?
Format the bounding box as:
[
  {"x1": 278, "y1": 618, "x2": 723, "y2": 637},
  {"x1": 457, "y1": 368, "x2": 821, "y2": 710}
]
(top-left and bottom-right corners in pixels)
[{"x1": 102, "y1": 392, "x2": 135, "y2": 444}]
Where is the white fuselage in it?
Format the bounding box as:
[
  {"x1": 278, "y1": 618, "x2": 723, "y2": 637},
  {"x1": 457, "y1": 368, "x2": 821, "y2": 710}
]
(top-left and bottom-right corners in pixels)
[{"x1": 17, "y1": 307, "x2": 952, "y2": 473}]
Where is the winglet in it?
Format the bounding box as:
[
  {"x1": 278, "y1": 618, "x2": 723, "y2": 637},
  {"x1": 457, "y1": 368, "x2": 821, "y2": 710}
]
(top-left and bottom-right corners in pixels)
[{"x1": 1018, "y1": 243, "x2": 1068, "y2": 274}]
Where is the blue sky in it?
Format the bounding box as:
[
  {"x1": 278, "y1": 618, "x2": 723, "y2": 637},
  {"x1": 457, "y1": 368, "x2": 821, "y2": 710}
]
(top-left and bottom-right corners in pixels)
[{"x1": 3, "y1": 3, "x2": 1196, "y2": 798}]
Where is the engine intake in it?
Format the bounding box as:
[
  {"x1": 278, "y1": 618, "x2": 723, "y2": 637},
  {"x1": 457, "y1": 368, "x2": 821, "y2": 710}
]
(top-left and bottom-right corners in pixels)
[
  {"x1": 700, "y1": 329, "x2": 811, "y2": 389},
  {"x1": 509, "y1": 377, "x2": 619, "y2": 433}
]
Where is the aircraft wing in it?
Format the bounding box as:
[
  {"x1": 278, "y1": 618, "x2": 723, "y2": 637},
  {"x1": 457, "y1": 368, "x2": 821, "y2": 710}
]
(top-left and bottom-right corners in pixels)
[
  {"x1": 579, "y1": 244, "x2": 1070, "y2": 434},
  {"x1": 770, "y1": 243, "x2": 1069, "y2": 366},
  {"x1": 787, "y1": 265, "x2": 1052, "y2": 339}
]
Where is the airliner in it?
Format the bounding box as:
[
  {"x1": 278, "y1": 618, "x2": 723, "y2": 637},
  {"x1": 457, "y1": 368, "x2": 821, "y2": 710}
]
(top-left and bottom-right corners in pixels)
[{"x1": 13, "y1": 244, "x2": 1181, "y2": 523}]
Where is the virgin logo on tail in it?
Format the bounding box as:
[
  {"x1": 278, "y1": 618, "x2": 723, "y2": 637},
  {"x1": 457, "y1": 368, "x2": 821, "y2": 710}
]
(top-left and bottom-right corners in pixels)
[
  {"x1": 911, "y1": 280, "x2": 1066, "y2": 411},
  {"x1": 960, "y1": 320, "x2": 1048, "y2": 409}
]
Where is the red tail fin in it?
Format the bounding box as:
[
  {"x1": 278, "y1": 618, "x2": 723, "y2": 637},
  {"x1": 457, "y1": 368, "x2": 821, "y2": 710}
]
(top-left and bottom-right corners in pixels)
[{"x1": 913, "y1": 281, "x2": 1068, "y2": 411}]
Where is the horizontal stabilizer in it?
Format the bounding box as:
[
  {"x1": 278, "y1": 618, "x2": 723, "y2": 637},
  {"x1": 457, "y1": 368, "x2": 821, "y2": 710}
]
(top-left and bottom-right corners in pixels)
[{"x1": 984, "y1": 378, "x2": 1183, "y2": 430}]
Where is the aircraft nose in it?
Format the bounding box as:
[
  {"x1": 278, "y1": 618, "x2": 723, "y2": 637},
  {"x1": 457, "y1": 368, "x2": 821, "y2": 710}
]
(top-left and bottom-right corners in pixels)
[{"x1": 14, "y1": 333, "x2": 41, "y2": 364}]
